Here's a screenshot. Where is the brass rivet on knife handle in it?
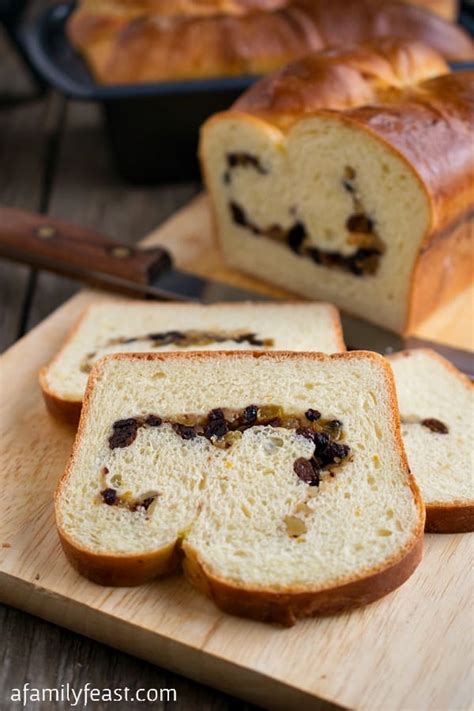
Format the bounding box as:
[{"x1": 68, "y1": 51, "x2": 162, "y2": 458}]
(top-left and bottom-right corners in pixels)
[
  {"x1": 110, "y1": 246, "x2": 132, "y2": 258},
  {"x1": 37, "y1": 225, "x2": 56, "y2": 239}
]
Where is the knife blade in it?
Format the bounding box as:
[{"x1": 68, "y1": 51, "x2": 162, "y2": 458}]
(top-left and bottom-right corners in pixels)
[{"x1": 0, "y1": 206, "x2": 471, "y2": 374}]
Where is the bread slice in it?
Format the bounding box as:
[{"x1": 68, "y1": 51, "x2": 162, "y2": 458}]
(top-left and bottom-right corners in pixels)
[
  {"x1": 389, "y1": 349, "x2": 474, "y2": 533},
  {"x1": 40, "y1": 299, "x2": 345, "y2": 425},
  {"x1": 55, "y1": 351, "x2": 424, "y2": 625}
]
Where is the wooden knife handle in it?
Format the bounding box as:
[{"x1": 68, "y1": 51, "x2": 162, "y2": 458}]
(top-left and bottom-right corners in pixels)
[{"x1": 0, "y1": 206, "x2": 172, "y2": 285}]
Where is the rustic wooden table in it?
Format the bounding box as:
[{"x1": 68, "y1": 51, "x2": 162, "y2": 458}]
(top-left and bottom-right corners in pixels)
[{"x1": 0, "y1": 8, "x2": 259, "y2": 710}]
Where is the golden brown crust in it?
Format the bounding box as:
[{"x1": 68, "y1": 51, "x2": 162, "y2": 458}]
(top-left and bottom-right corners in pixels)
[
  {"x1": 58, "y1": 530, "x2": 182, "y2": 586},
  {"x1": 67, "y1": 5, "x2": 323, "y2": 84},
  {"x1": 39, "y1": 305, "x2": 94, "y2": 426},
  {"x1": 388, "y1": 348, "x2": 474, "y2": 533},
  {"x1": 70, "y1": 0, "x2": 289, "y2": 18},
  {"x1": 346, "y1": 74, "x2": 473, "y2": 235},
  {"x1": 55, "y1": 350, "x2": 425, "y2": 620},
  {"x1": 406, "y1": 218, "x2": 473, "y2": 334},
  {"x1": 425, "y1": 503, "x2": 474, "y2": 533},
  {"x1": 40, "y1": 376, "x2": 82, "y2": 426},
  {"x1": 39, "y1": 299, "x2": 346, "y2": 425},
  {"x1": 146, "y1": 0, "x2": 289, "y2": 14},
  {"x1": 294, "y1": 0, "x2": 469, "y2": 58},
  {"x1": 182, "y1": 535, "x2": 423, "y2": 625},
  {"x1": 326, "y1": 303, "x2": 346, "y2": 354},
  {"x1": 67, "y1": 0, "x2": 472, "y2": 85},
  {"x1": 39, "y1": 304, "x2": 95, "y2": 426},
  {"x1": 235, "y1": 39, "x2": 451, "y2": 115}
]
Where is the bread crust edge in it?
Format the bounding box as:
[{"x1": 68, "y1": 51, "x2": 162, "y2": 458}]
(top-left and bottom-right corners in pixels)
[
  {"x1": 58, "y1": 529, "x2": 183, "y2": 586},
  {"x1": 425, "y1": 503, "x2": 474, "y2": 533},
  {"x1": 40, "y1": 373, "x2": 83, "y2": 426},
  {"x1": 181, "y1": 534, "x2": 423, "y2": 626},
  {"x1": 39, "y1": 304, "x2": 94, "y2": 426}
]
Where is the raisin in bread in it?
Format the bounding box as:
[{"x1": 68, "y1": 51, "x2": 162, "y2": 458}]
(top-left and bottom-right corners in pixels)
[
  {"x1": 66, "y1": 0, "x2": 472, "y2": 86},
  {"x1": 55, "y1": 351, "x2": 424, "y2": 625},
  {"x1": 389, "y1": 349, "x2": 474, "y2": 533},
  {"x1": 40, "y1": 299, "x2": 345, "y2": 425},
  {"x1": 200, "y1": 39, "x2": 474, "y2": 335}
]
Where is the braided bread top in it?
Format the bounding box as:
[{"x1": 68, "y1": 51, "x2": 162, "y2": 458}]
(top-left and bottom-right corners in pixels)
[
  {"x1": 67, "y1": 0, "x2": 473, "y2": 85},
  {"x1": 234, "y1": 39, "x2": 450, "y2": 116},
  {"x1": 71, "y1": 0, "x2": 289, "y2": 18}
]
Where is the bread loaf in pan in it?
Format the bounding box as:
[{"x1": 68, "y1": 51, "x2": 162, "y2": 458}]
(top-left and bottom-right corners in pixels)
[
  {"x1": 66, "y1": 0, "x2": 472, "y2": 85},
  {"x1": 200, "y1": 39, "x2": 473, "y2": 334}
]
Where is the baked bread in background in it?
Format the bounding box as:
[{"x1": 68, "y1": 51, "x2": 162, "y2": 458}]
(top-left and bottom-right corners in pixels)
[
  {"x1": 401, "y1": 0, "x2": 458, "y2": 20},
  {"x1": 73, "y1": 0, "x2": 288, "y2": 16},
  {"x1": 200, "y1": 39, "x2": 473, "y2": 335},
  {"x1": 66, "y1": 0, "x2": 472, "y2": 84},
  {"x1": 40, "y1": 300, "x2": 345, "y2": 425},
  {"x1": 67, "y1": 2, "x2": 322, "y2": 84},
  {"x1": 389, "y1": 349, "x2": 474, "y2": 533},
  {"x1": 55, "y1": 351, "x2": 424, "y2": 624}
]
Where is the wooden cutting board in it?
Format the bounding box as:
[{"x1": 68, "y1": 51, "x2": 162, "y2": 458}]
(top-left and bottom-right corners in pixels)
[{"x1": 1, "y1": 195, "x2": 473, "y2": 711}]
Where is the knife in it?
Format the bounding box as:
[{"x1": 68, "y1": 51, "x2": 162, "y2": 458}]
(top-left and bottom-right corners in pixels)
[
  {"x1": 0, "y1": 206, "x2": 472, "y2": 375},
  {"x1": 0, "y1": 206, "x2": 262, "y2": 303}
]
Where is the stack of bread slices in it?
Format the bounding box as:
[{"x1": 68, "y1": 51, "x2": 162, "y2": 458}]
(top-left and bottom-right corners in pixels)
[
  {"x1": 44, "y1": 295, "x2": 472, "y2": 625},
  {"x1": 40, "y1": 300, "x2": 344, "y2": 424}
]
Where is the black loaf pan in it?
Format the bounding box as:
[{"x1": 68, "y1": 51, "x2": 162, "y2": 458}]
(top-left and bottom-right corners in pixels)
[
  {"x1": 16, "y1": 1, "x2": 474, "y2": 184},
  {"x1": 19, "y1": 1, "x2": 257, "y2": 183}
]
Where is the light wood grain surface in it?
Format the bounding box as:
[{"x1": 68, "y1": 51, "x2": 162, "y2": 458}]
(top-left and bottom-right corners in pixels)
[{"x1": 1, "y1": 194, "x2": 473, "y2": 711}]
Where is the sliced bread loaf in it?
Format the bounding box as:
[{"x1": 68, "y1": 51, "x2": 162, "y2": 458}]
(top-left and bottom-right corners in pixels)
[
  {"x1": 55, "y1": 351, "x2": 424, "y2": 625},
  {"x1": 389, "y1": 349, "x2": 474, "y2": 533},
  {"x1": 40, "y1": 299, "x2": 345, "y2": 425},
  {"x1": 200, "y1": 40, "x2": 473, "y2": 335}
]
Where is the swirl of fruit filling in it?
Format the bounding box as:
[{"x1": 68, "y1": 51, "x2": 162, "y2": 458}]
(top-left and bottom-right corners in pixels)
[
  {"x1": 226, "y1": 159, "x2": 385, "y2": 276},
  {"x1": 100, "y1": 406, "x2": 351, "y2": 510},
  {"x1": 80, "y1": 330, "x2": 274, "y2": 373}
]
